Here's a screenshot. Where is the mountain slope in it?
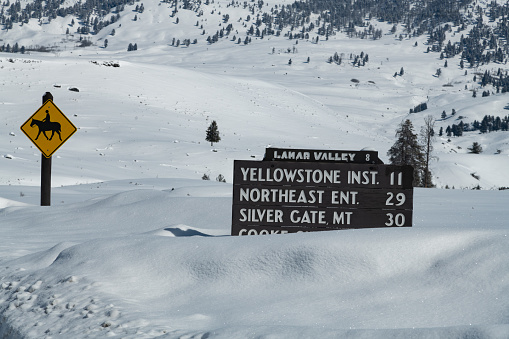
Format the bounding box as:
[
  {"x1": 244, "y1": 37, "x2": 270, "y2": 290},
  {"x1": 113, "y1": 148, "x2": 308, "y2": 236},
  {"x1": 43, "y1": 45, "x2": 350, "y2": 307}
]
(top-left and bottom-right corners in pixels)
[{"x1": 1, "y1": 0, "x2": 509, "y2": 190}]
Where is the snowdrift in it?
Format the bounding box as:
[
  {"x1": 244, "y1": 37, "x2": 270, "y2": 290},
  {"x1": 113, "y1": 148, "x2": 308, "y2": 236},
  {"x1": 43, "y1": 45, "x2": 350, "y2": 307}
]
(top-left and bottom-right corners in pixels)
[{"x1": 1, "y1": 183, "x2": 509, "y2": 338}]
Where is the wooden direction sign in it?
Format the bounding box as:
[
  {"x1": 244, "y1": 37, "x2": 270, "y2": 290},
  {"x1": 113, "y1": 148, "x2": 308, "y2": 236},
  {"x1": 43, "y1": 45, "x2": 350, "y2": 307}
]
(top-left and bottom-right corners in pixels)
[
  {"x1": 231, "y1": 159, "x2": 413, "y2": 235},
  {"x1": 264, "y1": 147, "x2": 383, "y2": 164},
  {"x1": 21, "y1": 99, "x2": 77, "y2": 158},
  {"x1": 233, "y1": 161, "x2": 413, "y2": 188},
  {"x1": 233, "y1": 186, "x2": 413, "y2": 209}
]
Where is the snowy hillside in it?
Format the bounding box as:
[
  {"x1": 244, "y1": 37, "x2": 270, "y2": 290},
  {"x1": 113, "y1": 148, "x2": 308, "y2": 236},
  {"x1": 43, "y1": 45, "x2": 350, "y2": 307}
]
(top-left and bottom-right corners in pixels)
[
  {"x1": 0, "y1": 0, "x2": 508, "y2": 188},
  {"x1": 2, "y1": 0, "x2": 509, "y2": 337}
]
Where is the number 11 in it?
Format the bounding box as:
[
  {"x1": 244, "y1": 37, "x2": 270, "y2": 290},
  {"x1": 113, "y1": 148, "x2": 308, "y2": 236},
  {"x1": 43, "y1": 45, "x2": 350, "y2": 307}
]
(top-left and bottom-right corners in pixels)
[{"x1": 390, "y1": 172, "x2": 403, "y2": 185}]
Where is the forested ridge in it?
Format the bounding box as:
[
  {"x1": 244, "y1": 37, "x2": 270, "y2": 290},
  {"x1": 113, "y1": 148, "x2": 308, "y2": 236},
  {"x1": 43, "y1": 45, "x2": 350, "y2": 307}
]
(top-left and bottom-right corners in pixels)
[{"x1": 2, "y1": 0, "x2": 509, "y2": 70}]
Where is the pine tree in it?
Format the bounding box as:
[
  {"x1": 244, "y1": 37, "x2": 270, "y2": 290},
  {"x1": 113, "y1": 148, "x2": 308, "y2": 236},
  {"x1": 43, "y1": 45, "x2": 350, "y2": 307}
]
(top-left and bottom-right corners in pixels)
[
  {"x1": 446, "y1": 126, "x2": 451, "y2": 137},
  {"x1": 468, "y1": 142, "x2": 482, "y2": 154},
  {"x1": 206, "y1": 120, "x2": 221, "y2": 146},
  {"x1": 387, "y1": 119, "x2": 425, "y2": 187}
]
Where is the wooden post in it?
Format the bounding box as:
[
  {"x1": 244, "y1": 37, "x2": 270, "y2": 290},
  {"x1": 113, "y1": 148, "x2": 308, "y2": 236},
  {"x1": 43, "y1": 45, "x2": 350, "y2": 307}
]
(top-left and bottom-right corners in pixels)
[{"x1": 41, "y1": 92, "x2": 53, "y2": 206}]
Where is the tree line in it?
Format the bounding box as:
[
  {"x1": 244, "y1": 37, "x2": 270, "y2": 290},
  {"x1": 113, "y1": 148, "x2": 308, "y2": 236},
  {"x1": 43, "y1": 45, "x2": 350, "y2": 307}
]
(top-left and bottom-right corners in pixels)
[
  {"x1": 0, "y1": 0, "x2": 480, "y2": 54},
  {"x1": 4, "y1": 0, "x2": 509, "y2": 78},
  {"x1": 387, "y1": 117, "x2": 435, "y2": 188},
  {"x1": 442, "y1": 114, "x2": 509, "y2": 137}
]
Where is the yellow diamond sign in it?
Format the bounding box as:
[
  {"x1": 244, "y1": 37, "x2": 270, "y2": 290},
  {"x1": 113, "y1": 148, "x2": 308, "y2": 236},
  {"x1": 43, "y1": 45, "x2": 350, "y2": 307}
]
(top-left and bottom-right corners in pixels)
[{"x1": 21, "y1": 99, "x2": 77, "y2": 158}]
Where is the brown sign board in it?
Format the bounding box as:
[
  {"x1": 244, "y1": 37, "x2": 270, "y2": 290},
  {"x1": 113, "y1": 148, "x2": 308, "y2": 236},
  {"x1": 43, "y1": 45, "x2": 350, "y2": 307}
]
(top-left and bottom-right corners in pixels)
[
  {"x1": 232, "y1": 208, "x2": 413, "y2": 235},
  {"x1": 233, "y1": 186, "x2": 413, "y2": 209},
  {"x1": 264, "y1": 147, "x2": 383, "y2": 164},
  {"x1": 233, "y1": 206, "x2": 412, "y2": 227},
  {"x1": 233, "y1": 161, "x2": 413, "y2": 189},
  {"x1": 231, "y1": 160, "x2": 414, "y2": 236}
]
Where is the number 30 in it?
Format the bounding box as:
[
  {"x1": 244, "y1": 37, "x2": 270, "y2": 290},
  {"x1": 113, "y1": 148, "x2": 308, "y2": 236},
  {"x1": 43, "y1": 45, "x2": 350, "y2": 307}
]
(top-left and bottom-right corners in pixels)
[{"x1": 385, "y1": 213, "x2": 405, "y2": 226}]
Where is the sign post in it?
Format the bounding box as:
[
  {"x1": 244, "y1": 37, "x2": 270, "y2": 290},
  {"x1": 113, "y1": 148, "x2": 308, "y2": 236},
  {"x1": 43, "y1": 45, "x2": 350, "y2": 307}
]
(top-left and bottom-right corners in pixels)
[
  {"x1": 41, "y1": 93, "x2": 53, "y2": 206},
  {"x1": 232, "y1": 150, "x2": 414, "y2": 236},
  {"x1": 20, "y1": 92, "x2": 77, "y2": 206}
]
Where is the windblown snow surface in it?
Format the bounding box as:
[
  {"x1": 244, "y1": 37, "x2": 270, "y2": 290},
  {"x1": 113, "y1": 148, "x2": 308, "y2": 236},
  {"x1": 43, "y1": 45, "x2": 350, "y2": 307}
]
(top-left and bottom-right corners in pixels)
[
  {"x1": 1, "y1": 0, "x2": 509, "y2": 337},
  {"x1": 1, "y1": 183, "x2": 509, "y2": 338}
]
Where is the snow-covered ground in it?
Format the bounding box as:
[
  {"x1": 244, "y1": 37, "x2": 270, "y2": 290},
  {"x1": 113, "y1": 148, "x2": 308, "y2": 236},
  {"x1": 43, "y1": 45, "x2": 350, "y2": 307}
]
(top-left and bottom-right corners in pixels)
[
  {"x1": 1, "y1": 183, "x2": 509, "y2": 338},
  {"x1": 1, "y1": 0, "x2": 509, "y2": 337}
]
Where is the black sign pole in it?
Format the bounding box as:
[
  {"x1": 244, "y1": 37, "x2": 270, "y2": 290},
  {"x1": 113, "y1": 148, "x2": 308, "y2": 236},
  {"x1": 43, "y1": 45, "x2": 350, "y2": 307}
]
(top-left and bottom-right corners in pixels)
[{"x1": 41, "y1": 92, "x2": 53, "y2": 206}]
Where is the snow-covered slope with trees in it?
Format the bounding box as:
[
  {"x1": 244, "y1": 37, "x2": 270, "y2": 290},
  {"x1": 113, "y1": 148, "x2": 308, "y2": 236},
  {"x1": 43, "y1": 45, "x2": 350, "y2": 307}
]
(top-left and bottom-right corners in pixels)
[{"x1": 1, "y1": 0, "x2": 509, "y2": 337}]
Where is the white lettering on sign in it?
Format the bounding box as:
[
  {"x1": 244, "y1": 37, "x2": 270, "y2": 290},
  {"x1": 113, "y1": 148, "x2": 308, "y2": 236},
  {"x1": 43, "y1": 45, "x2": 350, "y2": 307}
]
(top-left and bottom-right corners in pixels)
[
  {"x1": 240, "y1": 167, "x2": 341, "y2": 184},
  {"x1": 273, "y1": 150, "x2": 311, "y2": 160},
  {"x1": 238, "y1": 229, "x2": 290, "y2": 235},
  {"x1": 313, "y1": 152, "x2": 356, "y2": 162},
  {"x1": 331, "y1": 191, "x2": 358, "y2": 205},
  {"x1": 347, "y1": 170, "x2": 378, "y2": 185},
  {"x1": 239, "y1": 208, "x2": 284, "y2": 223},
  {"x1": 290, "y1": 210, "x2": 327, "y2": 224},
  {"x1": 333, "y1": 211, "x2": 353, "y2": 225},
  {"x1": 239, "y1": 188, "x2": 325, "y2": 204}
]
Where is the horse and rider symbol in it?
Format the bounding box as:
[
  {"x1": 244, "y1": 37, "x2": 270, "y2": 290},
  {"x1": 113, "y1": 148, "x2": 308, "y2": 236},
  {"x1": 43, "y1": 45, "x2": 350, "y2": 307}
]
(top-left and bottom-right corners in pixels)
[{"x1": 30, "y1": 110, "x2": 62, "y2": 141}]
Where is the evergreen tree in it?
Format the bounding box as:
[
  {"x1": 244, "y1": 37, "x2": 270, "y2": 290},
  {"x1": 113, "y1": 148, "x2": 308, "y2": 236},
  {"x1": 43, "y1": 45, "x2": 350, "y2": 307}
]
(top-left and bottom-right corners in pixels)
[
  {"x1": 446, "y1": 125, "x2": 452, "y2": 137},
  {"x1": 206, "y1": 120, "x2": 221, "y2": 146},
  {"x1": 468, "y1": 142, "x2": 483, "y2": 154},
  {"x1": 480, "y1": 119, "x2": 488, "y2": 133},
  {"x1": 387, "y1": 119, "x2": 425, "y2": 187}
]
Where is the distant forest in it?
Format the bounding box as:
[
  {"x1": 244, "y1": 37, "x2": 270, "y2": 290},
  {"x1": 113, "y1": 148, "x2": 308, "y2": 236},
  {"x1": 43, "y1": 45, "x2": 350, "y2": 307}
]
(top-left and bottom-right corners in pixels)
[
  {"x1": 2, "y1": 0, "x2": 509, "y2": 72},
  {"x1": 443, "y1": 114, "x2": 509, "y2": 137}
]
